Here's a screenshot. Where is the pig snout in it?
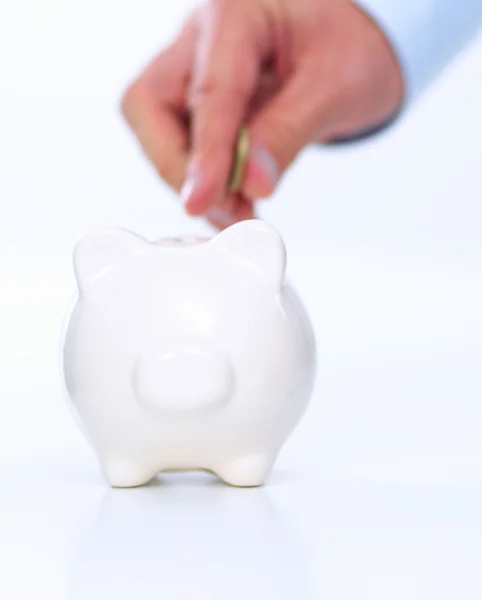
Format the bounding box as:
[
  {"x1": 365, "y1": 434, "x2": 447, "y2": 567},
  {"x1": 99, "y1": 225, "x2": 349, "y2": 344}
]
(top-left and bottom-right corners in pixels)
[{"x1": 133, "y1": 334, "x2": 233, "y2": 415}]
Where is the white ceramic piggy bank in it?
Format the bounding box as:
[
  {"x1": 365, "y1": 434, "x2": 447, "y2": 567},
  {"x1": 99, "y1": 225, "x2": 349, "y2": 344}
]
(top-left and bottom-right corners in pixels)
[{"x1": 63, "y1": 220, "x2": 316, "y2": 487}]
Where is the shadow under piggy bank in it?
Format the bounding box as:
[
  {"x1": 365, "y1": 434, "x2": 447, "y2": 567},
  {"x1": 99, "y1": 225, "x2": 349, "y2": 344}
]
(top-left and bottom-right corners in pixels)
[{"x1": 68, "y1": 473, "x2": 317, "y2": 600}]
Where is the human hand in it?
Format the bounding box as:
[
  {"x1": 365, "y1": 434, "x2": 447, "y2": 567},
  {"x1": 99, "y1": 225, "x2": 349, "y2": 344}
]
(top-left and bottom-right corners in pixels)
[{"x1": 121, "y1": 0, "x2": 404, "y2": 229}]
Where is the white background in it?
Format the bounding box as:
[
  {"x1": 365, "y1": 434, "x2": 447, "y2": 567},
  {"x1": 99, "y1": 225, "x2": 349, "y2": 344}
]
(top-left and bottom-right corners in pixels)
[{"x1": 0, "y1": 1, "x2": 481, "y2": 598}]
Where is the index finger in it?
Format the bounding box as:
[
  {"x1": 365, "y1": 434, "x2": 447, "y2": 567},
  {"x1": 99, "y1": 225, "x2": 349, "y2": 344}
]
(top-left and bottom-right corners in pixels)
[{"x1": 182, "y1": 0, "x2": 267, "y2": 215}]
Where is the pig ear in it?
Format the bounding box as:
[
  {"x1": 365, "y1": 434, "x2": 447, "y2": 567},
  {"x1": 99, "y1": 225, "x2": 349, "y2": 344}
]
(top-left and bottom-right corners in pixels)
[
  {"x1": 212, "y1": 220, "x2": 287, "y2": 288},
  {"x1": 74, "y1": 228, "x2": 148, "y2": 291}
]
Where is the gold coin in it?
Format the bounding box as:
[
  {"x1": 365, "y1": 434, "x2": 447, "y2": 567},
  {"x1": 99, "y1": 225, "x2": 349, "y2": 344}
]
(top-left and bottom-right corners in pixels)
[{"x1": 228, "y1": 126, "x2": 250, "y2": 193}]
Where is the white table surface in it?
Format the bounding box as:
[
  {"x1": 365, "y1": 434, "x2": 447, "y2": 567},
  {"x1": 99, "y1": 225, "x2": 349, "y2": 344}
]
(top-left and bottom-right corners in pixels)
[{"x1": 1, "y1": 252, "x2": 481, "y2": 600}]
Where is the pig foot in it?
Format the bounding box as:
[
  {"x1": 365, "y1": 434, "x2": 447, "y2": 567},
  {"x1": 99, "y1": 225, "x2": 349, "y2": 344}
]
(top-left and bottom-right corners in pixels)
[
  {"x1": 215, "y1": 454, "x2": 275, "y2": 488},
  {"x1": 102, "y1": 456, "x2": 158, "y2": 488}
]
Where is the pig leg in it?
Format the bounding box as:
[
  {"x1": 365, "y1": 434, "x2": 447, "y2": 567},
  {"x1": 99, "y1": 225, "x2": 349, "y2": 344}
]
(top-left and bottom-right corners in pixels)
[
  {"x1": 215, "y1": 453, "x2": 277, "y2": 488},
  {"x1": 101, "y1": 454, "x2": 159, "y2": 488}
]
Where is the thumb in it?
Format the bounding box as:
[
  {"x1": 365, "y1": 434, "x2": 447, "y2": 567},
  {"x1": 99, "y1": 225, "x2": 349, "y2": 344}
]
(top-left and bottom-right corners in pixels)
[{"x1": 242, "y1": 64, "x2": 332, "y2": 200}]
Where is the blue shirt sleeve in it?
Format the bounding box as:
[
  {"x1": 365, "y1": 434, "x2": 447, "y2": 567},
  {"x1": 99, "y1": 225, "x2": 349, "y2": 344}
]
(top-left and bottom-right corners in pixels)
[{"x1": 353, "y1": 0, "x2": 482, "y2": 103}]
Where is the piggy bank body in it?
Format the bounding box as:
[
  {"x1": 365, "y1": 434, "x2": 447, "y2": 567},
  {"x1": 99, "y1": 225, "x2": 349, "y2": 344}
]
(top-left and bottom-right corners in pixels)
[{"x1": 63, "y1": 220, "x2": 316, "y2": 488}]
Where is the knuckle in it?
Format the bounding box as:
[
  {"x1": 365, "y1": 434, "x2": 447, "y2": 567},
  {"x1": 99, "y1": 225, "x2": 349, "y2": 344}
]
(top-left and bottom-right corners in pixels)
[
  {"x1": 120, "y1": 80, "x2": 146, "y2": 124},
  {"x1": 156, "y1": 159, "x2": 183, "y2": 190},
  {"x1": 269, "y1": 116, "x2": 302, "y2": 162},
  {"x1": 206, "y1": 0, "x2": 229, "y2": 11},
  {"x1": 190, "y1": 73, "x2": 219, "y2": 106},
  {"x1": 189, "y1": 71, "x2": 249, "y2": 110}
]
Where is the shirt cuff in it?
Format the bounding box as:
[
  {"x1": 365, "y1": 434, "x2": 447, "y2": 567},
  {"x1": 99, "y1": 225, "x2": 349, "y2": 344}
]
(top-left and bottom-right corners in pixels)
[{"x1": 352, "y1": 0, "x2": 482, "y2": 105}]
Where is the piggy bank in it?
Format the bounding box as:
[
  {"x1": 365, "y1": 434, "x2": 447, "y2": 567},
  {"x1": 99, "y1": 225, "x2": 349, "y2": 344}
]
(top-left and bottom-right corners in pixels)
[{"x1": 62, "y1": 220, "x2": 316, "y2": 488}]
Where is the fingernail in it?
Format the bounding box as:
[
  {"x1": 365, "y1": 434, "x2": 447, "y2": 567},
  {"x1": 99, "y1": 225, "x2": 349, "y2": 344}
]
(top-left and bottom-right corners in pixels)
[
  {"x1": 250, "y1": 144, "x2": 280, "y2": 186},
  {"x1": 181, "y1": 175, "x2": 196, "y2": 206},
  {"x1": 206, "y1": 206, "x2": 236, "y2": 227},
  {"x1": 181, "y1": 160, "x2": 200, "y2": 207}
]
